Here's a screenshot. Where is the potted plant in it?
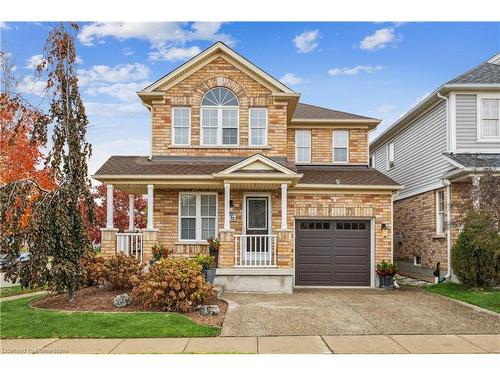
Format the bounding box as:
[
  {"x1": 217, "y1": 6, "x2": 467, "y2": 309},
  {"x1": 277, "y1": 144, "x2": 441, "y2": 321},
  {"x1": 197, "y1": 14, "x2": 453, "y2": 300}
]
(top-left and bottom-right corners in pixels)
[
  {"x1": 207, "y1": 237, "x2": 220, "y2": 267},
  {"x1": 195, "y1": 254, "x2": 216, "y2": 284},
  {"x1": 376, "y1": 260, "x2": 398, "y2": 289},
  {"x1": 150, "y1": 244, "x2": 173, "y2": 266}
]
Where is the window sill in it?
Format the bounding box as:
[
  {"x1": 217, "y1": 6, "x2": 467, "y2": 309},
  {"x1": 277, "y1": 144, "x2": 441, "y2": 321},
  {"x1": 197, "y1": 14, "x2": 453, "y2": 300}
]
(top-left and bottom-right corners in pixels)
[
  {"x1": 432, "y1": 234, "x2": 446, "y2": 240},
  {"x1": 169, "y1": 145, "x2": 272, "y2": 149},
  {"x1": 476, "y1": 137, "x2": 500, "y2": 143}
]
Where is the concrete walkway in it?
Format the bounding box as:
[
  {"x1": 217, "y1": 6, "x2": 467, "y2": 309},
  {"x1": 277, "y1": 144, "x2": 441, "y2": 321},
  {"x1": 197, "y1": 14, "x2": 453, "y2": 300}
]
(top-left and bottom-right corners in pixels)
[
  {"x1": 0, "y1": 291, "x2": 46, "y2": 302},
  {"x1": 1, "y1": 335, "x2": 498, "y2": 354}
]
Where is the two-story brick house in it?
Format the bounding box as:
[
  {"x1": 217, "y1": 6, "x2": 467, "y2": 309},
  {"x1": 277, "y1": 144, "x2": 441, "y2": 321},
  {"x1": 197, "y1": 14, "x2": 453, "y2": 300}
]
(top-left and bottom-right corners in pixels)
[
  {"x1": 94, "y1": 42, "x2": 400, "y2": 293},
  {"x1": 370, "y1": 53, "x2": 500, "y2": 282}
]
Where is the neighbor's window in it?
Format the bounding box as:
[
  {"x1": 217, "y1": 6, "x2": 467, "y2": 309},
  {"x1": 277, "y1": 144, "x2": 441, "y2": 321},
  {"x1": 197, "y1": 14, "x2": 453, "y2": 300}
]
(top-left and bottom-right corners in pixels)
[
  {"x1": 180, "y1": 193, "x2": 217, "y2": 241},
  {"x1": 387, "y1": 141, "x2": 395, "y2": 169},
  {"x1": 479, "y1": 98, "x2": 500, "y2": 141},
  {"x1": 414, "y1": 255, "x2": 422, "y2": 266},
  {"x1": 333, "y1": 130, "x2": 349, "y2": 163},
  {"x1": 249, "y1": 108, "x2": 268, "y2": 146},
  {"x1": 369, "y1": 155, "x2": 374, "y2": 168},
  {"x1": 201, "y1": 87, "x2": 239, "y2": 146},
  {"x1": 436, "y1": 190, "x2": 446, "y2": 235},
  {"x1": 295, "y1": 130, "x2": 311, "y2": 163},
  {"x1": 172, "y1": 107, "x2": 191, "y2": 145}
]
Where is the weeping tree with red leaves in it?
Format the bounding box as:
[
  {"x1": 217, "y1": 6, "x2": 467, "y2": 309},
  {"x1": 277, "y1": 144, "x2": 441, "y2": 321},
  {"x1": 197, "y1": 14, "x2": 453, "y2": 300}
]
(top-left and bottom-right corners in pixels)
[
  {"x1": 87, "y1": 184, "x2": 147, "y2": 244},
  {"x1": 0, "y1": 23, "x2": 95, "y2": 301}
]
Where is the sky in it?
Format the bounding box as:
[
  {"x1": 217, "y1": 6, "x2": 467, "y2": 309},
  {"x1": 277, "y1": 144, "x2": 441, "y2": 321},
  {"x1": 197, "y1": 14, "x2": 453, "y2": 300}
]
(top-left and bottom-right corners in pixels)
[{"x1": 1, "y1": 21, "x2": 499, "y2": 179}]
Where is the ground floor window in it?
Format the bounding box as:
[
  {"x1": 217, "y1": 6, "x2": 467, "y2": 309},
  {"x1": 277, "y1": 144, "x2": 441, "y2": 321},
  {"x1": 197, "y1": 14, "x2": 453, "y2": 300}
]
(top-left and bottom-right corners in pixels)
[
  {"x1": 179, "y1": 193, "x2": 217, "y2": 241},
  {"x1": 414, "y1": 255, "x2": 422, "y2": 266},
  {"x1": 435, "y1": 190, "x2": 446, "y2": 235}
]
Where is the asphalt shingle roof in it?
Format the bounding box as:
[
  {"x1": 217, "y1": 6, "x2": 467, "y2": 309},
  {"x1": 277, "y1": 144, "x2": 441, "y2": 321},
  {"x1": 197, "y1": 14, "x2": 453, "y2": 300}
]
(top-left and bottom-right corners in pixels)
[
  {"x1": 446, "y1": 61, "x2": 500, "y2": 85},
  {"x1": 292, "y1": 103, "x2": 377, "y2": 121},
  {"x1": 444, "y1": 153, "x2": 500, "y2": 168},
  {"x1": 297, "y1": 165, "x2": 400, "y2": 186}
]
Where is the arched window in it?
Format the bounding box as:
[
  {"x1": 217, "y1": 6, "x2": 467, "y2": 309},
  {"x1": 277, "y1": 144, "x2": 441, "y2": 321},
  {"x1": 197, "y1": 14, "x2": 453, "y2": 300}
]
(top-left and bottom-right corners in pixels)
[{"x1": 201, "y1": 87, "x2": 239, "y2": 145}]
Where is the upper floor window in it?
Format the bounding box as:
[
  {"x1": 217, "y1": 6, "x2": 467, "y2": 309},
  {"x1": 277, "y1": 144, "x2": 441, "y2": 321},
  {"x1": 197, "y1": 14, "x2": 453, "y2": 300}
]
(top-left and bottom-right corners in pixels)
[
  {"x1": 295, "y1": 130, "x2": 311, "y2": 163},
  {"x1": 249, "y1": 108, "x2": 268, "y2": 146},
  {"x1": 172, "y1": 107, "x2": 191, "y2": 145},
  {"x1": 435, "y1": 190, "x2": 446, "y2": 235},
  {"x1": 479, "y1": 97, "x2": 500, "y2": 141},
  {"x1": 333, "y1": 130, "x2": 349, "y2": 163},
  {"x1": 387, "y1": 141, "x2": 395, "y2": 170},
  {"x1": 201, "y1": 87, "x2": 239, "y2": 146},
  {"x1": 369, "y1": 155, "x2": 374, "y2": 168}
]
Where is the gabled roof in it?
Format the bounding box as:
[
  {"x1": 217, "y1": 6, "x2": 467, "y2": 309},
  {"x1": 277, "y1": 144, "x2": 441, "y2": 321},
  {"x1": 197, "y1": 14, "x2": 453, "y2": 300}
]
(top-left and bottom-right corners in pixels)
[
  {"x1": 213, "y1": 153, "x2": 299, "y2": 177},
  {"x1": 292, "y1": 103, "x2": 379, "y2": 123},
  {"x1": 370, "y1": 52, "x2": 500, "y2": 151},
  {"x1": 138, "y1": 41, "x2": 297, "y2": 96},
  {"x1": 443, "y1": 153, "x2": 500, "y2": 168}
]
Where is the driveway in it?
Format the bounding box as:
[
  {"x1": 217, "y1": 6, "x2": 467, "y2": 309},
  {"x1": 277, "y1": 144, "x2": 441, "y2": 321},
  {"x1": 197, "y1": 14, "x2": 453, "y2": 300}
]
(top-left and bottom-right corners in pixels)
[{"x1": 221, "y1": 287, "x2": 500, "y2": 336}]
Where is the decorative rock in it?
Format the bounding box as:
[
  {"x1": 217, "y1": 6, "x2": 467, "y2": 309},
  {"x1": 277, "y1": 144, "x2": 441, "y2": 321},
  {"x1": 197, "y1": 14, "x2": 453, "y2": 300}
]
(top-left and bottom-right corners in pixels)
[
  {"x1": 195, "y1": 304, "x2": 220, "y2": 316},
  {"x1": 113, "y1": 293, "x2": 131, "y2": 308}
]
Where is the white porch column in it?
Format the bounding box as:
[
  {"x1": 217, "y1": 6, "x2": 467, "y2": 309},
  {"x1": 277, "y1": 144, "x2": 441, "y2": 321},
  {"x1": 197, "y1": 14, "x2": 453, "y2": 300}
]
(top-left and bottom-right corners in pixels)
[
  {"x1": 281, "y1": 183, "x2": 288, "y2": 230},
  {"x1": 106, "y1": 184, "x2": 114, "y2": 229},
  {"x1": 128, "y1": 194, "x2": 135, "y2": 231},
  {"x1": 224, "y1": 183, "x2": 231, "y2": 230},
  {"x1": 147, "y1": 184, "x2": 154, "y2": 230}
]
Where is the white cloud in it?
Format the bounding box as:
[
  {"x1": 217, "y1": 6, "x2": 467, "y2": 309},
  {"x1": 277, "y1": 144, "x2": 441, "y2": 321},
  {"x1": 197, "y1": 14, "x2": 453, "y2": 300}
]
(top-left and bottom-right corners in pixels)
[
  {"x1": 328, "y1": 65, "x2": 383, "y2": 76},
  {"x1": 360, "y1": 28, "x2": 398, "y2": 51},
  {"x1": 376, "y1": 104, "x2": 395, "y2": 114},
  {"x1": 77, "y1": 63, "x2": 149, "y2": 86},
  {"x1": 122, "y1": 47, "x2": 134, "y2": 56},
  {"x1": 148, "y1": 46, "x2": 201, "y2": 62},
  {"x1": 293, "y1": 30, "x2": 319, "y2": 53},
  {"x1": 84, "y1": 102, "x2": 146, "y2": 117},
  {"x1": 25, "y1": 54, "x2": 44, "y2": 70},
  {"x1": 17, "y1": 75, "x2": 46, "y2": 97},
  {"x1": 280, "y1": 73, "x2": 303, "y2": 86},
  {"x1": 84, "y1": 81, "x2": 148, "y2": 102},
  {"x1": 0, "y1": 22, "x2": 10, "y2": 30}
]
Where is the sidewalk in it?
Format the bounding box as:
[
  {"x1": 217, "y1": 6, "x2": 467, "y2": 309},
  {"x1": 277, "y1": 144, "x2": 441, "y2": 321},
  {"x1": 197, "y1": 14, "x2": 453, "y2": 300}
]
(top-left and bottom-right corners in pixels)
[{"x1": 1, "y1": 334, "x2": 498, "y2": 354}]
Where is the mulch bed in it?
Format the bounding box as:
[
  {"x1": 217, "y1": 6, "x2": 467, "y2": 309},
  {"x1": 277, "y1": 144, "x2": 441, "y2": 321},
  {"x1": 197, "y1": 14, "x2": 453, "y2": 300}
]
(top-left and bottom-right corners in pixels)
[{"x1": 31, "y1": 286, "x2": 227, "y2": 328}]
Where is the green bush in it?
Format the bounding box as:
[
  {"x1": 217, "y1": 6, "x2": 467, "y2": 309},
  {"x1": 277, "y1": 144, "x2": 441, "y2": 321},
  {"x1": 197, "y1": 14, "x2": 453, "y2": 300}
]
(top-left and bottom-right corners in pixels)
[
  {"x1": 194, "y1": 253, "x2": 215, "y2": 270},
  {"x1": 451, "y1": 213, "x2": 499, "y2": 288},
  {"x1": 103, "y1": 253, "x2": 144, "y2": 291},
  {"x1": 131, "y1": 257, "x2": 214, "y2": 312}
]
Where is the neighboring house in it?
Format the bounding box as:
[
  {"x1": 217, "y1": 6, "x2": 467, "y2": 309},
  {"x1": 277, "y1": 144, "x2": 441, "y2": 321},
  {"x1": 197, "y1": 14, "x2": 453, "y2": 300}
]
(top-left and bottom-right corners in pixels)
[
  {"x1": 94, "y1": 42, "x2": 400, "y2": 293},
  {"x1": 370, "y1": 53, "x2": 500, "y2": 282}
]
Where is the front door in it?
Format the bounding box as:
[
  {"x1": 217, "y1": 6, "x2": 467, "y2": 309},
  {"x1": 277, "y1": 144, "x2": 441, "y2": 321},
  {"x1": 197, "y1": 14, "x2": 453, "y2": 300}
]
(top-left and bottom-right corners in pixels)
[{"x1": 245, "y1": 196, "x2": 270, "y2": 260}]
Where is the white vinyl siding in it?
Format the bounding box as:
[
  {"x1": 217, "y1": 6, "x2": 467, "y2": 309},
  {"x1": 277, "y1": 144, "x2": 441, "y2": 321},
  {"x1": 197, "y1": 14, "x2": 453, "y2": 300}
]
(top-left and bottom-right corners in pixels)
[
  {"x1": 295, "y1": 130, "x2": 311, "y2": 163},
  {"x1": 333, "y1": 130, "x2": 349, "y2": 163},
  {"x1": 249, "y1": 108, "x2": 268, "y2": 146},
  {"x1": 172, "y1": 107, "x2": 191, "y2": 145},
  {"x1": 179, "y1": 193, "x2": 217, "y2": 242},
  {"x1": 436, "y1": 190, "x2": 446, "y2": 235}
]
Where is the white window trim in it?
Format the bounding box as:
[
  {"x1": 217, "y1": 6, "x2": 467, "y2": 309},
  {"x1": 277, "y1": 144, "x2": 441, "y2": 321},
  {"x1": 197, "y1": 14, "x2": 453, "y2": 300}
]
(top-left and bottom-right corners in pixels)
[
  {"x1": 477, "y1": 93, "x2": 500, "y2": 142},
  {"x1": 178, "y1": 192, "x2": 218, "y2": 243},
  {"x1": 249, "y1": 107, "x2": 268, "y2": 146},
  {"x1": 332, "y1": 130, "x2": 349, "y2": 164},
  {"x1": 171, "y1": 107, "x2": 191, "y2": 146},
  {"x1": 387, "y1": 141, "x2": 395, "y2": 171},
  {"x1": 295, "y1": 130, "x2": 311, "y2": 164},
  {"x1": 435, "y1": 190, "x2": 446, "y2": 235},
  {"x1": 413, "y1": 255, "x2": 422, "y2": 267},
  {"x1": 200, "y1": 89, "x2": 240, "y2": 146}
]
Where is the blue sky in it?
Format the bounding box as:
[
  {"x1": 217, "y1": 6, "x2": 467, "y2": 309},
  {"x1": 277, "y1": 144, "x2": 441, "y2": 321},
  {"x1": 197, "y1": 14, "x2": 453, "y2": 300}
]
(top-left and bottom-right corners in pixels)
[{"x1": 1, "y1": 22, "x2": 499, "y2": 177}]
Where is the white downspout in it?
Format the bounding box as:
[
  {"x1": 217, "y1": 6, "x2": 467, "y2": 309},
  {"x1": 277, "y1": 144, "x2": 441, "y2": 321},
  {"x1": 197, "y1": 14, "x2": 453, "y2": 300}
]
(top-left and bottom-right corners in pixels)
[{"x1": 443, "y1": 179, "x2": 452, "y2": 279}]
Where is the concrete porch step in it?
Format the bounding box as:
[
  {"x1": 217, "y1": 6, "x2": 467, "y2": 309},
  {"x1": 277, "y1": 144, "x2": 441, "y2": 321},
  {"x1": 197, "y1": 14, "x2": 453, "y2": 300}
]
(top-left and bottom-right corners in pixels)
[{"x1": 213, "y1": 284, "x2": 224, "y2": 298}]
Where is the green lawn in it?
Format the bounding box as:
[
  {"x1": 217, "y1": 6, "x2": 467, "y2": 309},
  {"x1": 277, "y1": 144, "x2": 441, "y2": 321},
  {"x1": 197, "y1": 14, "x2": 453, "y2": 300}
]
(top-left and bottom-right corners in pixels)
[
  {"x1": 425, "y1": 283, "x2": 500, "y2": 313},
  {"x1": 0, "y1": 285, "x2": 44, "y2": 298},
  {"x1": 0, "y1": 296, "x2": 220, "y2": 338}
]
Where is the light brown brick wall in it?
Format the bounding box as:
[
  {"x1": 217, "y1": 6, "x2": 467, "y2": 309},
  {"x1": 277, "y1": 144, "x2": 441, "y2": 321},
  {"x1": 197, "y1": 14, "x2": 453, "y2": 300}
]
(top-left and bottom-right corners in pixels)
[
  {"x1": 152, "y1": 57, "x2": 288, "y2": 157},
  {"x1": 393, "y1": 189, "x2": 448, "y2": 271},
  {"x1": 287, "y1": 127, "x2": 369, "y2": 164},
  {"x1": 290, "y1": 192, "x2": 393, "y2": 264}
]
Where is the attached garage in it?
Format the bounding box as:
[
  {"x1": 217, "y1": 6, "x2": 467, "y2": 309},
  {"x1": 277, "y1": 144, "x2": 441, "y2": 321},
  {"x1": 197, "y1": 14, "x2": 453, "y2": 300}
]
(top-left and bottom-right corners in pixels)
[{"x1": 295, "y1": 219, "x2": 372, "y2": 287}]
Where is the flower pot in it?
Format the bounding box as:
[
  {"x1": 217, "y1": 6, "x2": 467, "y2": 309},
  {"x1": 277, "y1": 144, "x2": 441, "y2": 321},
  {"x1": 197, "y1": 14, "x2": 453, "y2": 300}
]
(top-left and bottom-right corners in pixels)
[
  {"x1": 202, "y1": 268, "x2": 216, "y2": 284},
  {"x1": 378, "y1": 274, "x2": 395, "y2": 289}
]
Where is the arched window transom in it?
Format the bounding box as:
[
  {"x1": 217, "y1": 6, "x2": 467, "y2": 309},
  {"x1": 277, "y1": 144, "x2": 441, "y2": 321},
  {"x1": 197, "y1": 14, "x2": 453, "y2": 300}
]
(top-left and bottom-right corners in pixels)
[{"x1": 201, "y1": 87, "x2": 239, "y2": 145}]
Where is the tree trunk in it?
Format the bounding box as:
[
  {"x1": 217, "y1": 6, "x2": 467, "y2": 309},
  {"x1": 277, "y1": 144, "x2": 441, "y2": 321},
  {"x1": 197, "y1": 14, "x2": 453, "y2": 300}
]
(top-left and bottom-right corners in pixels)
[{"x1": 68, "y1": 288, "x2": 75, "y2": 302}]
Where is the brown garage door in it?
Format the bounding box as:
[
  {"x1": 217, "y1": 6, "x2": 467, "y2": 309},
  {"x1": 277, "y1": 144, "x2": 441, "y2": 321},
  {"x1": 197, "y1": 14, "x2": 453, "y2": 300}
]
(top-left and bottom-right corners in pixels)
[{"x1": 295, "y1": 220, "x2": 371, "y2": 286}]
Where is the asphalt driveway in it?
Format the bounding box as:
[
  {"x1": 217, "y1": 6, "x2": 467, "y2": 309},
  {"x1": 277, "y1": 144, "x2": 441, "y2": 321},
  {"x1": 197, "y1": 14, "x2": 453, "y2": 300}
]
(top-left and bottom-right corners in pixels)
[{"x1": 221, "y1": 287, "x2": 500, "y2": 336}]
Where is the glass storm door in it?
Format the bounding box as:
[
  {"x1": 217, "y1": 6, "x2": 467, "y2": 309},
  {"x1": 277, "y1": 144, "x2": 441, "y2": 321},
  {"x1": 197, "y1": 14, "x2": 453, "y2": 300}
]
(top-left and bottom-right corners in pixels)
[{"x1": 245, "y1": 197, "x2": 270, "y2": 261}]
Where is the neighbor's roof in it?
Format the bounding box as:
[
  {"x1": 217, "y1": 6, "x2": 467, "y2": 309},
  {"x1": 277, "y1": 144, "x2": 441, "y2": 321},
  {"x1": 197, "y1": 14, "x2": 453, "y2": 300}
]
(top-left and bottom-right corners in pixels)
[
  {"x1": 443, "y1": 153, "x2": 500, "y2": 168},
  {"x1": 297, "y1": 165, "x2": 400, "y2": 186},
  {"x1": 93, "y1": 156, "x2": 400, "y2": 187},
  {"x1": 292, "y1": 103, "x2": 378, "y2": 122},
  {"x1": 370, "y1": 53, "x2": 500, "y2": 151}
]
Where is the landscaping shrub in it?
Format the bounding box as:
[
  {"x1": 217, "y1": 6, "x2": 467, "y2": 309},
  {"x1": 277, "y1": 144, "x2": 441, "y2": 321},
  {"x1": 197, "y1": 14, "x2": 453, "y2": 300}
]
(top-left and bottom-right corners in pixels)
[
  {"x1": 80, "y1": 251, "x2": 107, "y2": 287},
  {"x1": 103, "y1": 253, "x2": 144, "y2": 291},
  {"x1": 451, "y1": 212, "x2": 499, "y2": 288},
  {"x1": 131, "y1": 257, "x2": 214, "y2": 312}
]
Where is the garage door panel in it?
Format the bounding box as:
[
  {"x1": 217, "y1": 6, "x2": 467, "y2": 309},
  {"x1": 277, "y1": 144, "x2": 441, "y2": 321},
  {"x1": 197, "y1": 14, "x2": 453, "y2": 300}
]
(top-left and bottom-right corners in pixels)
[{"x1": 295, "y1": 220, "x2": 371, "y2": 287}]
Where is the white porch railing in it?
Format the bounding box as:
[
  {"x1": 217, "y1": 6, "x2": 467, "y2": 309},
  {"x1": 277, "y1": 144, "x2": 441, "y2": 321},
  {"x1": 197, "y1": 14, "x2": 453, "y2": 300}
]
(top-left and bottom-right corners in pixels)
[
  {"x1": 116, "y1": 232, "x2": 143, "y2": 262},
  {"x1": 234, "y1": 235, "x2": 277, "y2": 267}
]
